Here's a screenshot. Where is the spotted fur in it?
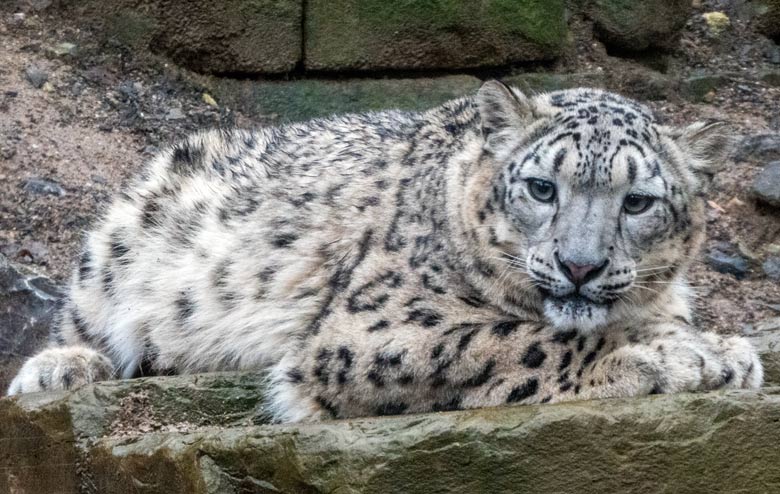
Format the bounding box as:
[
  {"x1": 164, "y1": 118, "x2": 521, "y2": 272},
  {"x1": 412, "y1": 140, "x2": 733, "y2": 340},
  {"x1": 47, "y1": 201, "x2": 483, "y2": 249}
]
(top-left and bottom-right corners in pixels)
[{"x1": 7, "y1": 82, "x2": 762, "y2": 421}]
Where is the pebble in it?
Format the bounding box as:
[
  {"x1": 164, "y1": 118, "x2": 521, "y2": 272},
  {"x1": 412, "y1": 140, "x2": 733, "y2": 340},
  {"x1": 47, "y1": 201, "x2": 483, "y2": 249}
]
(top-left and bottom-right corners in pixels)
[
  {"x1": 52, "y1": 42, "x2": 77, "y2": 57},
  {"x1": 9, "y1": 13, "x2": 25, "y2": 26},
  {"x1": 165, "y1": 108, "x2": 186, "y2": 120},
  {"x1": 22, "y1": 177, "x2": 66, "y2": 197},
  {"x1": 706, "y1": 245, "x2": 749, "y2": 279},
  {"x1": 751, "y1": 161, "x2": 780, "y2": 207},
  {"x1": 16, "y1": 241, "x2": 49, "y2": 263},
  {"x1": 764, "y1": 257, "x2": 780, "y2": 281},
  {"x1": 24, "y1": 65, "x2": 48, "y2": 89}
]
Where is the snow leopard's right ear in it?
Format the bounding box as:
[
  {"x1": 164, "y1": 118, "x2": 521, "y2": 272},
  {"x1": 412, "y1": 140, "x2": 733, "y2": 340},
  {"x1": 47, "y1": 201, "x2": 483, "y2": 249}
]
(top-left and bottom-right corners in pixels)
[{"x1": 476, "y1": 80, "x2": 535, "y2": 152}]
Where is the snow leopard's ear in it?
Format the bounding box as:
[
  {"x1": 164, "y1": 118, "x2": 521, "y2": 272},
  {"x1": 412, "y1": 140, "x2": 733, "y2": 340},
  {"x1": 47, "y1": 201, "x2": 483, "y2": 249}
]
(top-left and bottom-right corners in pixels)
[
  {"x1": 671, "y1": 120, "x2": 734, "y2": 181},
  {"x1": 476, "y1": 80, "x2": 535, "y2": 152}
]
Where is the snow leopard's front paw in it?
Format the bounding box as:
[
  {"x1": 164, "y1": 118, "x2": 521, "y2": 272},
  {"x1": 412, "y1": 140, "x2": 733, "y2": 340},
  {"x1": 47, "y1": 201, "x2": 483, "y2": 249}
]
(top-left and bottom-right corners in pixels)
[
  {"x1": 700, "y1": 334, "x2": 763, "y2": 390},
  {"x1": 633, "y1": 331, "x2": 763, "y2": 394},
  {"x1": 6, "y1": 347, "x2": 114, "y2": 396}
]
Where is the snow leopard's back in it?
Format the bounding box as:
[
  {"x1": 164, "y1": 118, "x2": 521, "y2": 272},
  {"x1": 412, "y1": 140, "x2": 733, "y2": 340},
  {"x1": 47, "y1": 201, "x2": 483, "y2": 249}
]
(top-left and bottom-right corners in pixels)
[{"x1": 53, "y1": 100, "x2": 479, "y2": 379}]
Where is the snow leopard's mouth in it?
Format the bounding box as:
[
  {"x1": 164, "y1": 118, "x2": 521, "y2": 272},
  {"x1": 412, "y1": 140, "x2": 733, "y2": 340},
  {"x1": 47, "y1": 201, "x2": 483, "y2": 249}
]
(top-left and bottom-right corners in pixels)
[{"x1": 539, "y1": 291, "x2": 613, "y2": 331}]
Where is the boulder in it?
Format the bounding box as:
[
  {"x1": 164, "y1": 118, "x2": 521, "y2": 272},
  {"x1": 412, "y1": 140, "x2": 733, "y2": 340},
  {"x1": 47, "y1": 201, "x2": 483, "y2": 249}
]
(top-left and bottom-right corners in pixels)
[
  {"x1": 754, "y1": 0, "x2": 780, "y2": 42},
  {"x1": 210, "y1": 75, "x2": 482, "y2": 123},
  {"x1": 2, "y1": 372, "x2": 780, "y2": 493},
  {"x1": 0, "y1": 254, "x2": 62, "y2": 394},
  {"x1": 58, "y1": 0, "x2": 302, "y2": 74},
  {"x1": 752, "y1": 161, "x2": 780, "y2": 207},
  {"x1": 587, "y1": 0, "x2": 692, "y2": 51},
  {"x1": 304, "y1": 0, "x2": 567, "y2": 71}
]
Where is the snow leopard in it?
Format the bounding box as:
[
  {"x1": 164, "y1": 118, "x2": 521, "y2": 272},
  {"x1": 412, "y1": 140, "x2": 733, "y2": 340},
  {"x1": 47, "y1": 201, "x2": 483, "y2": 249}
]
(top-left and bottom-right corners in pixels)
[{"x1": 7, "y1": 81, "x2": 762, "y2": 422}]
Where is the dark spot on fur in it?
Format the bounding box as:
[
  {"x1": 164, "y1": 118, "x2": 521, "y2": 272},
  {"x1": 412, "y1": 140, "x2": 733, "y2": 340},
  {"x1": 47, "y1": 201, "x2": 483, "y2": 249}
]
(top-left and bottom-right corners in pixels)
[
  {"x1": 316, "y1": 396, "x2": 339, "y2": 418},
  {"x1": 271, "y1": 233, "x2": 298, "y2": 248},
  {"x1": 457, "y1": 328, "x2": 479, "y2": 353},
  {"x1": 313, "y1": 348, "x2": 333, "y2": 385},
  {"x1": 552, "y1": 329, "x2": 578, "y2": 345},
  {"x1": 367, "y1": 320, "x2": 390, "y2": 332},
  {"x1": 406, "y1": 308, "x2": 442, "y2": 327},
  {"x1": 175, "y1": 292, "x2": 196, "y2": 322},
  {"x1": 492, "y1": 321, "x2": 519, "y2": 337},
  {"x1": 507, "y1": 377, "x2": 539, "y2": 403},
  {"x1": 521, "y1": 342, "x2": 547, "y2": 369},
  {"x1": 463, "y1": 359, "x2": 495, "y2": 387},
  {"x1": 367, "y1": 370, "x2": 384, "y2": 387},
  {"x1": 171, "y1": 143, "x2": 203, "y2": 175},
  {"x1": 287, "y1": 368, "x2": 304, "y2": 383},
  {"x1": 78, "y1": 251, "x2": 91, "y2": 281},
  {"x1": 432, "y1": 396, "x2": 462, "y2": 412},
  {"x1": 376, "y1": 402, "x2": 408, "y2": 416},
  {"x1": 559, "y1": 350, "x2": 572, "y2": 371}
]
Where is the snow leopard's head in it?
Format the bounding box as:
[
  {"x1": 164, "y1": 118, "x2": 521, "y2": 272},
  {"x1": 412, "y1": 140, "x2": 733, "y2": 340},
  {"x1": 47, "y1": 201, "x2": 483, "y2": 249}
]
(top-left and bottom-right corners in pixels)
[{"x1": 475, "y1": 81, "x2": 731, "y2": 332}]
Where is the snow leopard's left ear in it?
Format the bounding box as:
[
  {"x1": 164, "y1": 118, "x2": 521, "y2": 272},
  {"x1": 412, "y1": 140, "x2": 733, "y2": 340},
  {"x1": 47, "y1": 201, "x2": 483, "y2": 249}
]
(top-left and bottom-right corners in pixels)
[
  {"x1": 476, "y1": 80, "x2": 536, "y2": 152},
  {"x1": 671, "y1": 120, "x2": 734, "y2": 180}
]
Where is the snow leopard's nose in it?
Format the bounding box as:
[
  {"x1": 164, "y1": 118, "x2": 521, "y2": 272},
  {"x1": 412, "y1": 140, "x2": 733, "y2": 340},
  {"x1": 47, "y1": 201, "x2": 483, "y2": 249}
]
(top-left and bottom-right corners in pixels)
[{"x1": 555, "y1": 253, "x2": 608, "y2": 288}]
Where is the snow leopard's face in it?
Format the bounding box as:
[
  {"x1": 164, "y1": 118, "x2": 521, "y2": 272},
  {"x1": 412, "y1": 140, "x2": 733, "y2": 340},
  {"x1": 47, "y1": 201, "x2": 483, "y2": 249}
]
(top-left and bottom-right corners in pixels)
[{"x1": 477, "y1": 82, "x2": 729, "y2": 332}]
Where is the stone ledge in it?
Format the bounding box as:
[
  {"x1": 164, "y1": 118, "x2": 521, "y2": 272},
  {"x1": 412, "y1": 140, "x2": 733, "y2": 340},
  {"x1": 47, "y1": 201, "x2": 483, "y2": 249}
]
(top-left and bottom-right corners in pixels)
[{"x1": 2, "y1": 373, "x2": 780, "y2": 493}]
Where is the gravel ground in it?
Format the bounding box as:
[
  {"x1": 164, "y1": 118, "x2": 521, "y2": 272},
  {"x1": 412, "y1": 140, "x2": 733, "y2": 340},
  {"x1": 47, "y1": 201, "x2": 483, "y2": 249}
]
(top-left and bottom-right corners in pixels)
[{"x1": 0, "y1": 2, "x2": 779, "y2": 340}]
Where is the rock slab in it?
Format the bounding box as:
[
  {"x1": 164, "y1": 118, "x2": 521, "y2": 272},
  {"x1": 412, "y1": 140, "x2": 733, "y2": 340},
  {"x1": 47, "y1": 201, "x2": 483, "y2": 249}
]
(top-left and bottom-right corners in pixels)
[
  {"x1": 60, "y1": 0, "x2": 302, "y2": 74},
  {"x1": 304, "y1": 0, "x2": 567, "y2": 71},
  {"x1": 3, "y1": 371, "x2": 780, "y2": 493}
]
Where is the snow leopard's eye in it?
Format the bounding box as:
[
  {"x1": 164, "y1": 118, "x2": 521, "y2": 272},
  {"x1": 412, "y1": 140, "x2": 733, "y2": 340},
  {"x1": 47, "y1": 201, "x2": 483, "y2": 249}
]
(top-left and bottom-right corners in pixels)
[
  {"x1": 527, "y1": 179, "x2": 556, "y2": 203},
  {"x1": 623, "y1": 194, "x2": 655, "y2": 215}
]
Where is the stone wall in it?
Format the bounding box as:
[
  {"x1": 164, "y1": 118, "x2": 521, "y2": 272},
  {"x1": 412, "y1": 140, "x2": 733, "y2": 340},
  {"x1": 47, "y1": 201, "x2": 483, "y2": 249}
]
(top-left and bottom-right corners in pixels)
[{"x1": 50, "y1": 0, "x2": 692, "y2": 75}]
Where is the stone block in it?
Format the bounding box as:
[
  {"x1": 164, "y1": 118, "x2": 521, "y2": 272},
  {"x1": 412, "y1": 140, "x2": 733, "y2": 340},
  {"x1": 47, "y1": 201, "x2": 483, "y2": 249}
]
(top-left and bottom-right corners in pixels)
[{"x1": 305, "y1": 0, "x2": 567, "y2": 71}]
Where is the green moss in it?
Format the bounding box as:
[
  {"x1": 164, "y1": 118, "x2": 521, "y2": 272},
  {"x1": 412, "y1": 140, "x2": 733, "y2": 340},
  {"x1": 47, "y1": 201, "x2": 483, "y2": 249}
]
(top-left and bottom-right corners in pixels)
[
  {"x1": 211, "y1": 76, "x2": 482, "y2": 123},
  {"x1": 104, "y1": 10, "x2": 158, "y2": 48},
  {"x1": 485, "y1": 0, "x2": 567, "y2": 46},
  {"x1": 305, "y1": 0, "x2": 566, "y2": 70}
]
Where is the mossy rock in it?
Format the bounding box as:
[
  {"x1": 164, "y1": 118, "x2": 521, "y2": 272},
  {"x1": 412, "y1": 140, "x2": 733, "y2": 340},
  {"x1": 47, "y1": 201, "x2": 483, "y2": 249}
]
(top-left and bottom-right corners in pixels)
[
  {"x1": 587, "y1": 0, "x2": 692, "y2": 51},
  {"x1": 210, "y1": 76, "x2": 482, "y2": 123},
  {"x1": 304, "y1": 0, "x2": 567, "y2": 71},
  {"x1": 59, "y1": 0, "x2": 302, "y2": 74}
]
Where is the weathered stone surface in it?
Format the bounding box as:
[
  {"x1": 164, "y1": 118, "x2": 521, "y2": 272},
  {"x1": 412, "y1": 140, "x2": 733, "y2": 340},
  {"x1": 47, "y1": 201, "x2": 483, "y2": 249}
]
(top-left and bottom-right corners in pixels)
[
  {"x1": 761, "y1": 70, "x2": 780, "y2": 87},
  {"x1": 59, "y1": 0, "x2": 302, "y2": 74},
  {"x1": 736, "y1": 134, "x2": 780, "y2": 161},
  {"x1": 0, "y1": 254, "x2": 61, "y2": 394},
  {"x1": 588, "y1": 0, "x2": 692, "y2": 51},
  {"x1": 504, "y1": 72, "x2": 608, "y2": 93},
  {"x1": 3, "y1": 371, "x2": 780, "y2": 493},
  {"x1": 304, "y1": 0, "x2": 567, "y2": 71},
  {"x1": 210, "y1": 75, "x2": 482, "y2": 123},
  {"x1": 764, "y1": 256, "x2": 780, "y2": 281},
  {"x1": 752, "y1": 161, "x2": 780, "y2": 207},
  {"x1": 0, "y1": 372, "x2": 269, "y2": 493},
  {"x1": 754, "y1": 0, "x2": 780, "y2": 41}
]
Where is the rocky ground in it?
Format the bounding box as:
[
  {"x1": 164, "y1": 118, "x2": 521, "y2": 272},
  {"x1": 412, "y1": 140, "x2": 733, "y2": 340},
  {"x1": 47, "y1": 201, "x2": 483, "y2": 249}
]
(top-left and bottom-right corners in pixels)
[{"x1": 0, "y1": 0, "x2": 779, "y2": 381}]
